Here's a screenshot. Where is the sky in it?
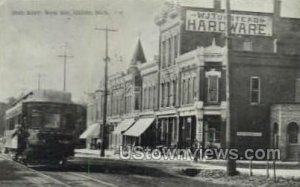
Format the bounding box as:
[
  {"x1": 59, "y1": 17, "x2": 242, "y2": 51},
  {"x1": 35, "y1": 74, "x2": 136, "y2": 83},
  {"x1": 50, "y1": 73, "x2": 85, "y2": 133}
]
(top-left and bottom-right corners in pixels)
[{"x1": 0, "y1": 0, "x2": 300, "y2": 103}]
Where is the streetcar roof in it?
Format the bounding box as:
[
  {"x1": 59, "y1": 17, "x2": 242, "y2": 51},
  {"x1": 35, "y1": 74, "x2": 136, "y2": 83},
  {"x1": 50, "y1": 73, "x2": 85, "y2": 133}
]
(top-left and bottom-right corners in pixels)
[{"x1": 5, "y1": 89, "x2": 75, "y2": 118}]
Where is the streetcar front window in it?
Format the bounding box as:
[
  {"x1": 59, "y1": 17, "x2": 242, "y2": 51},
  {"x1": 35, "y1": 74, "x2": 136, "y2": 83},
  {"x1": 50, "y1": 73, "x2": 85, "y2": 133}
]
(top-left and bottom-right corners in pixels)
[
  {"x1": 31, "y1": 112, "x2": 42, "y2": 129},
  {"x1": 44, "y1": 113, "x2": 61, "y2": 129},
  {"x1": 31, "y1": 112, "x2": 61, "y2": 129}
]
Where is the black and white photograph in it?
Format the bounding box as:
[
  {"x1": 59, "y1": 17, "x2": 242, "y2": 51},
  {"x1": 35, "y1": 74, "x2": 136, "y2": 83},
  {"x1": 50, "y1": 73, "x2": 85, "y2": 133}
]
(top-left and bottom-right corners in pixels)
[{"x1": 1, "y1": 0, "x2": 300, "y2": 186}]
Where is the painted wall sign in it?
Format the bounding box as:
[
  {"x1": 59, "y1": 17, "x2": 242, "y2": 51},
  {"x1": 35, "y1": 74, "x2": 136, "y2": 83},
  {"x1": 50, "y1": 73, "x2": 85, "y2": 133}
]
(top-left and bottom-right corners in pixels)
[
  {"x1": 237, "y1": 132, "x2": 263, "y2": 137},
  {"x1": 186, "y1": 10, "x2": 273, "y2": 36}
]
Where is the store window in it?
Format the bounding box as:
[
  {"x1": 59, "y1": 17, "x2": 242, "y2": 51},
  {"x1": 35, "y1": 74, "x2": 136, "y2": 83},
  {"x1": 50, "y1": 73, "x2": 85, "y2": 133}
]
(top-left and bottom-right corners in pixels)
[{"x1": 208, "y1": 128, "x2": 220, "y2": 143}]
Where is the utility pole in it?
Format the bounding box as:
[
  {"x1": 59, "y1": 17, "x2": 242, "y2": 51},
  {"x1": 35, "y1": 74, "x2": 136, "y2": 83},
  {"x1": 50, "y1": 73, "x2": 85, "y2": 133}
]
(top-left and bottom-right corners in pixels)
[
  {"x1": 95, "y1": 26, "x2": 117, "y2": 157},
  {"x1": 225, "y1": 0, "x2": 237, "y2": 176},
  {"x1": 58, "y1": 42, "x2": 73, "y2": 91}
]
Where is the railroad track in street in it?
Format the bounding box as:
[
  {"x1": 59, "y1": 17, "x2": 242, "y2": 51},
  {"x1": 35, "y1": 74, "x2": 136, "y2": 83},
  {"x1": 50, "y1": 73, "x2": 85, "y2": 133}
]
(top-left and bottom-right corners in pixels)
[{"x1": 0, "y1": 154, "x2": 118, "y2": 187}]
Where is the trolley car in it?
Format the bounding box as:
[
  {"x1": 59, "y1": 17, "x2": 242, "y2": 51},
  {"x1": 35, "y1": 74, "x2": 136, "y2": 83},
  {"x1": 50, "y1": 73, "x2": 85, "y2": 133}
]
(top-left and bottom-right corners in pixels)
[{"x1": 3, "y1": 90, "x2": 86, "y2": 165}]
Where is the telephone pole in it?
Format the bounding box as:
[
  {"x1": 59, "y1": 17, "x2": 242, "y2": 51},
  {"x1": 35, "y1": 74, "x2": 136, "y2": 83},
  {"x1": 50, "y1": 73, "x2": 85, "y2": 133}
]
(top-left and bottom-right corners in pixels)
[
  {"x1": 58, "y1": 42, "x2": 73, "y2": 91},
  {"x1": 95, "y1": 26, "x2": 117, "y2": 157},
  {"x1": 225, "y1": 0, "x2": 237, "y2": 176}
]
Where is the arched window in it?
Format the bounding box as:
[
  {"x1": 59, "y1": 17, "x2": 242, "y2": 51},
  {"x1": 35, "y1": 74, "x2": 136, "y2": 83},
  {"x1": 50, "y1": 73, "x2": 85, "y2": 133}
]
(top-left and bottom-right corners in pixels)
[{"x1": 287, "y1": 122, "x2": 299, "y2": 144}]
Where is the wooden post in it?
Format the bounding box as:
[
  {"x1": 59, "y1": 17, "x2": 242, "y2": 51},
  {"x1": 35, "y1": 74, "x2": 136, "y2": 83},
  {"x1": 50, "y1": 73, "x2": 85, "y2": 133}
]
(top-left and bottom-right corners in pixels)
[
  {"x1": 266, "y1": 160, "x2": 270, "y2": 178},
  {"x1": 249, "y1": 159, "x2": 253, "y2": 176},
  {"x1": 273, "y1": 159, "x2": 276, "y2": 182}
]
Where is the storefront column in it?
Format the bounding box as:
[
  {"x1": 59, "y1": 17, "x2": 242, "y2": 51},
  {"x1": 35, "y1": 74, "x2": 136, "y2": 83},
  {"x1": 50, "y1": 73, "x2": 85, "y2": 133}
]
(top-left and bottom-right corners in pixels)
[
  {"x1": 176, "y1": 115, "x2": 180, "y2": 145},
  {"x1": 155, "y1": 117, "x2": 159, "y2": 146},
  {"x1": 203, "y1": 120, "x2": 209, "y2": 148},
  {"x1": 221, "y1": 117, "x2": 227, "y2": 149},
  {"x1": 196, "y1": 118, "x2": 204, "y2": 146},
  {"x1": 165, "y1": 119, "x2": 168, "y2": 145},
  {"x1": 196, "y1": 106, "x2": 204, "y2": 147}
]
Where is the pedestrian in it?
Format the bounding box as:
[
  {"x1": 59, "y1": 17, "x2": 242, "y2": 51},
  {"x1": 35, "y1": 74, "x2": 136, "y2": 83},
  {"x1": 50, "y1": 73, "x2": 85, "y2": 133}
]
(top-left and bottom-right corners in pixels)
[
  {"x1": 192, "y1": 138, "x2": 200, "y2": 162},
  {"x1": 96, "y1": 139, "x2": 102, "y2": 150},
  {"x1": 12, "y1": 124, "x2": 29, "y2": 161}
]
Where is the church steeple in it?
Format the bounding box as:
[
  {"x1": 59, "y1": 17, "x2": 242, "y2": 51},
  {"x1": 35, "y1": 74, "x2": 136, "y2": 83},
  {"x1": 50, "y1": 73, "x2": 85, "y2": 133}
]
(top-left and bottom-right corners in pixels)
[{"x1": 131, "y1": 38, "x2": 147, "y2": 65}]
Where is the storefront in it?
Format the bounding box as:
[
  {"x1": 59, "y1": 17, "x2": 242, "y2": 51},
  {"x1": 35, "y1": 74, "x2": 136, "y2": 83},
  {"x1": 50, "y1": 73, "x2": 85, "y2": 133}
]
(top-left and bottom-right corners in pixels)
[
  {"x1": 203, "y1": 115, "x2": 224, "y2": 149},
  {"x1": 79, "y1": 123, "x2": 100, "y2": 150},
  {"x1": 123, "y1": 117, "x2": 156, "y2": 147},
  {"x1": 111, "y1": 118, "x2": 135, "y2": 150},
  {"x1": 178, "y1": 116, "x2": 196, "y2": 148}
]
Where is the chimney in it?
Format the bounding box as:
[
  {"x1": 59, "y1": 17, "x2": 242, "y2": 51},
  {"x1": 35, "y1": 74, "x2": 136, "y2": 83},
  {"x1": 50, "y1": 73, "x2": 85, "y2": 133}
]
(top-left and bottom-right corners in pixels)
[
  {"x1": 273, "y1": 0, "x2": 281, "y2": 17},
  {"x1": 214, "y1": 0, "x2": 221, "y2": 9}
]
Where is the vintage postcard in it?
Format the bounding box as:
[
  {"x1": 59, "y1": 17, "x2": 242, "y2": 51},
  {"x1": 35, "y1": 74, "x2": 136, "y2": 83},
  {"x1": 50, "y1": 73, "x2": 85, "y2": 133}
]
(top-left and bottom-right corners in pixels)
[{"x1": 1, "y1": 0, "x2": 300, "y2": 186}]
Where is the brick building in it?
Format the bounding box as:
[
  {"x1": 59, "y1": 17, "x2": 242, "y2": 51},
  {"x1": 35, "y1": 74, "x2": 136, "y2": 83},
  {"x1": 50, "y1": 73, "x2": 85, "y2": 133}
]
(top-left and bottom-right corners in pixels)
[{"x1": 82, "y1": 0, "x2": 300, "y2": 160}]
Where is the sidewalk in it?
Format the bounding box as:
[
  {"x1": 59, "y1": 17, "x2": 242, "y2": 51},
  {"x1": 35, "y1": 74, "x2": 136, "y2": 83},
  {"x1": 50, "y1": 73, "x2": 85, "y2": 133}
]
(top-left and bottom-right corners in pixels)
[{"x1": 74, "y1": 149, "x2": 300, "y2": 179}]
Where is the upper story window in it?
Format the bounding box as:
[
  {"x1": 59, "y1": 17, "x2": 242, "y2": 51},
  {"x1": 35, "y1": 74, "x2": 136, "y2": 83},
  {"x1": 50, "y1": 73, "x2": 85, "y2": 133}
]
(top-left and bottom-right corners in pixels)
[
  {"x1": 181, "y1": 80, "x2": 186, "y2": 105},
  {"x1": 166, "y1": 39, "x2": 170, "y2": 67},
  {"x1": 143, "y1": 87, "x2": 148, "y2": 110},
  {"x1": 148, "y1": 87, "x2": 152, "y2": 109},
  {"x1": 287, "y1": 122, "x2": 299, "y2": 144},
  {"x1": 161, "y1": 83, "x2": 165, "y2": 108},
  {"x1": 250, "y1": 77, "x2": 261, "y2": 104},
  {"x1": 207, "y1": 75, "x2": 219, "y2": 103},
  {"x1": 173, "y1": 80, "x2": 177, "y2": 106},
  {"x1": 243, "y1": 38, "x2": 253, "y2": 51},
  {"x1": 166, "y1": 82, "x2": 170, "y2": 107},
  {"x1": 168, "y1": 37, "x2": 172, "y2": 66},
  {"x1": 187, "y1": 78, "x2": 191, "y2": 104},
  {"x1": 161, "y1": 41, "x2": 166, "y2": 68},
  {"x1": 161, "y1": 32, "x2": 180, "y2": 69},
  {"x1": 193, "y1": 76, "x2": 197, "y2": 99},
  {"x1": 174, "y1": 35, "x2": 178, "y2": 59},
  {"x1": 206, "y1": 69, "x2": 221, "y2": 104}
]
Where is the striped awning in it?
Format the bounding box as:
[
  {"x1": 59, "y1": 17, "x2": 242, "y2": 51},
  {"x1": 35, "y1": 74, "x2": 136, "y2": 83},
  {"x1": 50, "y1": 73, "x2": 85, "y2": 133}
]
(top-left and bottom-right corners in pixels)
[{"x1": 123, "y1": 118, "x2": 154, "y2": 137}]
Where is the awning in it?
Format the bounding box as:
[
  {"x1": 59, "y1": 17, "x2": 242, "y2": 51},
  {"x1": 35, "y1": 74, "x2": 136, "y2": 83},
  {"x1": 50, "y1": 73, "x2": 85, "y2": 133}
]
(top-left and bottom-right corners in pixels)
[
  {"x1": 123, "y1": 118, "x2": 155, "y2": 137},
  {"x1": 112, "y1": 118, "x2": 135, "y2": 135},
  {"x1": 79, "y1": 123, "x2": 100, "y2": 139}
]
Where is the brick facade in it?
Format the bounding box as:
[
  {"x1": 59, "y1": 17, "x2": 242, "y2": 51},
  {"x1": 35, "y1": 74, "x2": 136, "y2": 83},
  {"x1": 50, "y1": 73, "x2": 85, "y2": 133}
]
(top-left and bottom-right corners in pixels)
[{"x1": 85, "y1": 1, "x2": 300, "y2": 159}]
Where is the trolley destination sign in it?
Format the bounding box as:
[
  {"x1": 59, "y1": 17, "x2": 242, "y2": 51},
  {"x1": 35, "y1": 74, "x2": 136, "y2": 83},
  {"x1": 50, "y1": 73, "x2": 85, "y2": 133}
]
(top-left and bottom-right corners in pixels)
[{"x1": 186, "y1": 10, "x2": 273, "y2": 36}]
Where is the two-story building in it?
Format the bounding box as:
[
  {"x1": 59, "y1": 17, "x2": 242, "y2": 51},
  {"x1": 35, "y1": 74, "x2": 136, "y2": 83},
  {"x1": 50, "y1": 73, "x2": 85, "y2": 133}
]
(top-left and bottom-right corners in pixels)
[{"x1": 83, "y1": 0, "x2": 300, "y2": 160}]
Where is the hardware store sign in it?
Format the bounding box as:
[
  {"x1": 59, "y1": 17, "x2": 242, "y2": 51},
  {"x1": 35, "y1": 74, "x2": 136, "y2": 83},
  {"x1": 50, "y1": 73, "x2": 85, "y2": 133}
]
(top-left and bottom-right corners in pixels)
[{"x1": 186, "y1": 10, "x2": 273, "y2": 36}]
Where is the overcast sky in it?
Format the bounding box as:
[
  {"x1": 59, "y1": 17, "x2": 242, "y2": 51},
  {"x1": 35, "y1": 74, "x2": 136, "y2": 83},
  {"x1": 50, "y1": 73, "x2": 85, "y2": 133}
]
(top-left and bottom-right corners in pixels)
[{"x1": 0, "y1": 0, "x2": 300, "y2": 103}]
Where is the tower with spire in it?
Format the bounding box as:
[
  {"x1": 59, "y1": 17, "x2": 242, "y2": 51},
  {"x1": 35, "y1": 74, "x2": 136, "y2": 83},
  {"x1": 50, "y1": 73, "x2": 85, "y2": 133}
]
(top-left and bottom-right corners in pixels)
[{"x1": 128, "y1": 38, "x2": 147, "y2": 74}]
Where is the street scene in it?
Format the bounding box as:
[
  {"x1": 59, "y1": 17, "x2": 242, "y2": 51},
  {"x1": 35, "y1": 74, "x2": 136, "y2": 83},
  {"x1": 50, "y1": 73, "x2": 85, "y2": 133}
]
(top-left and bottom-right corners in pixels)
[{"x1": 1, "y1": 0, "x2": 300, "y2": 186}]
